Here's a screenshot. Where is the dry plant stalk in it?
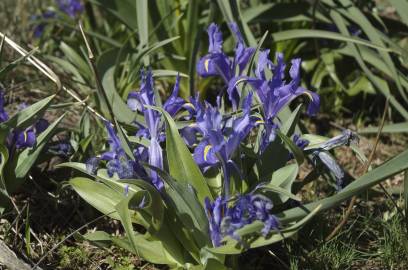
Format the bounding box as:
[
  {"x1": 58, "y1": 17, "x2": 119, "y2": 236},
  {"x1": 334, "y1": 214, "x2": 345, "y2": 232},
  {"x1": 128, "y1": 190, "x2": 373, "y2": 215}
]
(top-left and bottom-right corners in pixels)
[{"x1": 0, "y1": 31, "x2": 108, "y2": 123}]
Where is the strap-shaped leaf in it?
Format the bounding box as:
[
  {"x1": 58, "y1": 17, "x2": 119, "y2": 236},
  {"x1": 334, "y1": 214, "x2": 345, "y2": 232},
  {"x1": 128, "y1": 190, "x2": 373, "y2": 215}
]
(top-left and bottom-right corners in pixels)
[
  {"x1": 151, "y1": 106, "x2": 213, "y2": 205},
  {"x1": 70, "y1": 177, "x2": 123, "y2": 220},
  {"x1": 277, "y1": 130, "x2": 304, "y2": 166},
  {"x1": 145, "y1": 164, "x2": 211, "y2": 249},
  {"x1": 115, "y1": 195, "x2": 182, "y2": 266},
  {"x1": 0, "y1": 144, "x2": 8, "y2": 194},
  {"x1": 281, "y1": 104, "x2": 302, "y2": 137},
  {"x1": 260, "y1": 163, "x2": 300, "y2": 204}
]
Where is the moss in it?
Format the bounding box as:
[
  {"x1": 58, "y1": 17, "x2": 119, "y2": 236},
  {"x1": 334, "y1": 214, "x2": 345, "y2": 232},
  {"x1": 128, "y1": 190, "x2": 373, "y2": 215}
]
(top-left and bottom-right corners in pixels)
[{"x1": 58, "y1": 245, "x2": 89, "y2": 270}]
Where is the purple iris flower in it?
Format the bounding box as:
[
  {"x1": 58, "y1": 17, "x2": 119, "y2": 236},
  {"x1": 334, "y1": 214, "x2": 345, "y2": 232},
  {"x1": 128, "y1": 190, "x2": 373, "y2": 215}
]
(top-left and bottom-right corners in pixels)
[
  {"x1": 293, "y1": 134, "x2": 309, "y2": 150},
  {"x1": 56, "y1": 0, "x2": 84, "y2": 18},
  {"x1": 231, "y1": 51, "x2": 320, "y2": 152},
  {"x1": 14, "y1": 129, "x2": 36, "y2": 149},
  {"x1": 35, "y1": 118, "x2": 49, "y2": 133},
  {"x1": 191, "y1": 93, "x2": 255, "y2": 197},
  {"x1": 0, "y1": 91, "x2": 9, "y2": 123},
  {"x1": 86, "y1": 122, "x2": 136, "y2": 179},
  {"x1": 32, "y1": 10, "x2": 55, "y2": 38},
  {"x1": 197, "y1": 23, "x2": 255, "y2": 110},
  {"x1": 1, "y1": 93, "x2": 49, "y2": 150},
  {"x1": 163, "y1": 75, "x2": 185, "y2": 117},
  {"x1": 48, "y1": 142, "x2": 73, "y2": 157},
  {"x1": 204, "y1": 193, "x2": 279, "y2": 247},
  {"x1": 319, "y1": 129, "x2": 358, "y2": 151},
  {"x1": 313, "y1": 150, "x2": 345, "y2": 190},
  {"x1": 126, "y1": 71, "x2": 185, "y2": 189},
  {"x1": 288, "y1": 134, "x2": 309, "y2": 160},
  {"x1": 308, "y1": 130, "x2": 358, "y2": 190},
  {"x1": 86, "y1": 157, "x2": 100, "y2": 175}
]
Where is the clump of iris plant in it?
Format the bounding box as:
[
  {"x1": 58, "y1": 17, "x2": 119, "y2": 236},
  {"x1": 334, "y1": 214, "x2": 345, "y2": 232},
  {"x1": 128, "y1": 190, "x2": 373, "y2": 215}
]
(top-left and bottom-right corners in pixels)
[
  {"x1": 205, "y1": 194, "x2": 279, "y2": 247},
  {"x1": 32, "y1": 0, "x2": 83, "y2": 38},
  {"x1": 0, "y1": 91, "x2": 49, "y2": 151},
  {"x1": 87, "y1": 70, "x2": 184, "y2": 190},
  {"x1": 85, "y1": 22, "x2": 357, "y2": 249},
  {"x1": 56, "y1": 0, "x2": 84, "y2": 18}
]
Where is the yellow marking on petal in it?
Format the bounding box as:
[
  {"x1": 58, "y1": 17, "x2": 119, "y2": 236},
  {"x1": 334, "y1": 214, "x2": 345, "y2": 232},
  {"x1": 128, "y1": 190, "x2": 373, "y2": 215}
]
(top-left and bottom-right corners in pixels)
[
  {"x1": 188, "y1": 122, "x2": 197, "y2": 128},
  {"x1": 204, "y1": 145, "x2": 212, "y2": 161},
  {"x1": 255, "y1": 120, "x2": 265, "y2": 125},
  {"x1": 23, "y1": 131, "x2": 28, "y2": 142},
  {"x1": 204, "y1": 59, "x2": 210, "y2": 72},
  {"x1": 184, "y1": 102, "x2": 195, "y2": 110}
]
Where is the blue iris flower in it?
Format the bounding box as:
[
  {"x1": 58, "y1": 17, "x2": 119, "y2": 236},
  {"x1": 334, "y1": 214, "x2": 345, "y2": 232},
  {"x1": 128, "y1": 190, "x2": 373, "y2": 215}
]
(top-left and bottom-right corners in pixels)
[
  {"x1": 0, "y1": 91, "x2": 9, "y2": 123},
  {"x1": 190, "y1": 93, "x2": 255, "y2": 197},
  {"x1": 99, "y1": 121, "x2": 135, "y2": 179},
  {"x1": 14, "y1": 129, "x2": 37, "y2": 149},
  {"x1": 293, "y1": 134, "x2": 309, "y2": 150},
  {"x1": 197, "y1": 23, "x2": 255, "y2": 110},
  {"x1": 126, "y1": 71, "x2": 185, "y2": 190},
  {"x1": 32, "y1": 10, "x2": 56, "y2": 38},
  {"x1": 85, "y1": 122, "x2": 138, "y2": 179},
  {"x1": 310, "y1": 130, "x2": 358, "y2": 190},
  {"x1": 1, "y1": 91, "x2": 49, "y2": 150},
  {"x1": 204, "y1": 194, "x2": 279, "y2": 247},
  {"x1": 48, "y1": 142, "x2": 73, "y2": 157},
  {"x1": 231, "y1": 51, "x2": 320, "y2": 151},
  {"x1": 56, "y1": 0, "x2": 84, "y2": 18}
]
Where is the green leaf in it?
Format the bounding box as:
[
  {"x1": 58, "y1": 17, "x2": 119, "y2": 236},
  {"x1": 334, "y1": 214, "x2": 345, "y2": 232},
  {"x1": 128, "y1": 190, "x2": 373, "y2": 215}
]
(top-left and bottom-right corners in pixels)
[
  {"x1": 115, "y1": 195, "x2": 181, "y2": 266},
  {"x1": 328, "y1": 7, "x2": 408, "y2": 119},
  {"x1": 0, "y1": 144, "x2": 9, "y2": 211},
  {"x1": 281, "y1": 104, "x2": 302, "y2": 137},
  {"x1": 63, "y1": 163, "x2": 161, "y2": 229},
  {"x1": 0, "y1": 95, "x2": 55, "y2": 139},
  {"x1": 0, "y1": 144, "x2": 9, "y2": 195},
  {"x1": 272, "y1": 29, "x2": 392, "y2": 52},
  {"x1": 6, "y1": 113, "x2": 65, "y2": 193},
  {"x1": 359, "y1": 122, "x2": 408, "y2": 134},
  {"x1": 134, "y1": 36, "x2": 180, "y2": 65},
  {"x1": 151, "y1": 106, "x2": 213, "y2": 205},
  {"x1": 99, "y1": 65, "x2": 137, "y2": 125},
  {"x1": 152, "y1": 69, "x2": 188, "y2": 78},
  {"x1": 70, "y1": 177, "x2": 123, "y2": 220},
  {"x1": 0, "y1": 48, "x2": 37, "y2": 79},
  {"x1": 136, "y1": 0, "x2": 149, "y2": 65},
  {"x1": 243, "y1": 2, "x2": 310, "y2": 23},
  {"x1": 145, "y1": 164, "x2": 210, "y2": 248},
  {"x1": 60, "y1": 42, "x2": 91, "y2": 78},
  {"x1": 246, "y1": 30, "x2": 269, "y2": 78},
  {"x1": 90, "y1": 0, "x2": 138, "y2": 30},
  {"x1": 389, "y1": 0, "x2": 408, "y2": 27},
  {"x1": 303, "y1": 134, "x2": 330, "y2": 150},
  {"x1": 118, "y1": 179, "x2": 164, "y2": 231},
  {"x1": 333, "y1": 0, "x2": 408, "y2": 104},
  {"x1": 277, "y1": 130, "x2": 304, "y2": 166},
  {"x1": 260, "y1": 164, "x2": 300, "y2": 204},
  {"x1": 258, "y1": 136, "x2": 289, "y2": 181}
]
